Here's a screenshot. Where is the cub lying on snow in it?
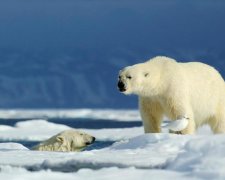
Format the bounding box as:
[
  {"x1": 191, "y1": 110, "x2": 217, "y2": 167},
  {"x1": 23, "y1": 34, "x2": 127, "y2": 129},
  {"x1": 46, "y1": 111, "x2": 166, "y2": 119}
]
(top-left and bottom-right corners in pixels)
[{"x1": 32, "y1": 129, "x2": 95, "y2": 152}]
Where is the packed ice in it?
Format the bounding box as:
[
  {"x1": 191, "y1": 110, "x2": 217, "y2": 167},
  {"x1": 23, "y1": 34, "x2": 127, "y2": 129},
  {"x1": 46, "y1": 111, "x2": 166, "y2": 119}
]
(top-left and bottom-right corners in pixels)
[{"x1": 0, "y1": 109, "x2": 222, "y2": 180}]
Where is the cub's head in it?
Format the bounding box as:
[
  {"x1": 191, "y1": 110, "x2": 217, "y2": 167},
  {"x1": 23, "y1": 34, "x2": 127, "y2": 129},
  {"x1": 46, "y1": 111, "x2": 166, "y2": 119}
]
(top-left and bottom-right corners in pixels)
[
  {"x1": 55, "y1": 129, "x2": 96, "y2": 151},
  {"x1": 32, "y1": 129, "x2": 96, "y2": 152},
  {"x1": 117, "y1": 61, "x2": 162, "y2": 96}
]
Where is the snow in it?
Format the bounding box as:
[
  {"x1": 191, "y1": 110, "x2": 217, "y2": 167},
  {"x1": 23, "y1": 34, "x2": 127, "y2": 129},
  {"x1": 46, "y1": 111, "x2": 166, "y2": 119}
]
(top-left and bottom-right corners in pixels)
[
  {"x1": 0, "y1": 166, "x2": 187, "y2": 180},
  {"x1": 0, "y1": 134, "x2": 190, "y2": 170},
  {"x1": 0, "y1": 120, "x2": 70, "y2": 141},
  {"x1": 0, "y1": 109, "x2": 223, "y2": 180},
  {"x1": 0, "y1": 143, "x2": 28, "y2": 150},
  {"x1": 168, "y1": 135, "x2": 225, "y2": 179}
]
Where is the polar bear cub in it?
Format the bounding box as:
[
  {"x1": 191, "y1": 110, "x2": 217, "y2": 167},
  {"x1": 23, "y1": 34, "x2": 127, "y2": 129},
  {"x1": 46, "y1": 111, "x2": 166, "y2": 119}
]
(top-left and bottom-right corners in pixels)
[
  {"x1": 118, "y1": 56, "x2": 225, "y2": 134},
  {"x1": 32, "y1": 129, "x2": 95, "y2": 152}
]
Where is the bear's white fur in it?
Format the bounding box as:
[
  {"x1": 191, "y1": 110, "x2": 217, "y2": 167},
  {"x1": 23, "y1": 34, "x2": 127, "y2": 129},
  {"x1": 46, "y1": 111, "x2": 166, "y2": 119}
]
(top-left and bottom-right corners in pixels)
[
  {"x1": 32, "y1": 129, "x2": 95, "y2": 152},
  {"x1": 118, "y1": 56, "x2": 225, "y2": 134}
]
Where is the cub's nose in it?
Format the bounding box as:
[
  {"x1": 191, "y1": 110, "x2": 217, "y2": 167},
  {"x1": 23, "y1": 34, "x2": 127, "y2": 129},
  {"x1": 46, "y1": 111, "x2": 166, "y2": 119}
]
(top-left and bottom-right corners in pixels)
[
  {"x1": 118, "y1": 80, "x2": 126, "y2": 92},
  {"x1": 86, "y1": 137, "x2": 95, "y2": 145}
]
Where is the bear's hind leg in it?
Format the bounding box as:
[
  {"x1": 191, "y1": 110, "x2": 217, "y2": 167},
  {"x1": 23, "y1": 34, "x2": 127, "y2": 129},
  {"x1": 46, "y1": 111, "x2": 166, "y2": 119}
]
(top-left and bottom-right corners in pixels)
[
  {"x1": 168, "y1": 103, "x2": 196, "y2": 135},
  {"x1": 210, "y1": 115, "x2": 225, "y2": 134},
  {"x1": 180, "y1": 118, "x2": 196, "y2": 134}
]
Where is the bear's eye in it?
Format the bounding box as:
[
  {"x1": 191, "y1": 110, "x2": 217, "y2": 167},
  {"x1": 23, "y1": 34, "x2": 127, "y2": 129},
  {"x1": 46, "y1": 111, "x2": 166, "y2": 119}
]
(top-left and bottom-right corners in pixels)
[
  {"x1": 144, "y1": 73, "x2": 149, "y2": 77},
  {"x1": 126, "y1": 75, "x2": 132, "y2": 79},
  {"x1": 80, "y1": 133, "x2": 84, "y2": 136}
]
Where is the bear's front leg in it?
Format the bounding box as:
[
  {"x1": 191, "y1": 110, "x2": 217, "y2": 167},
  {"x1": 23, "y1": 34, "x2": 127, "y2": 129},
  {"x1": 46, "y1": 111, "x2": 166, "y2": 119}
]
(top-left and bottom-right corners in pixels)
[{"x1": 139, "y1": 98, "x2": 163, "y2": 133}]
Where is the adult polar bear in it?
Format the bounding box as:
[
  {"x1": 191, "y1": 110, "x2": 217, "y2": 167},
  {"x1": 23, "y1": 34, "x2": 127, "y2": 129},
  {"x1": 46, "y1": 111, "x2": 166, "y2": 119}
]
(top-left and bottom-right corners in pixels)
[{"x1": 118, "y1": 56, "x2": 225, "y2": 134}]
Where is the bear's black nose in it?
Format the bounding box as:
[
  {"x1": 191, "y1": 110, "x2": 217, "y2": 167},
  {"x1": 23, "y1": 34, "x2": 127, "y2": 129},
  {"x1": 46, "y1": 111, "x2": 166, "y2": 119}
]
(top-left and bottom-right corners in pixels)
[
  {"x1": 86, "y1": 137, "x2": 95, "y2": 145},
  {"x1": 118, "y1": 80, "x2": 126, "y2": 92}
]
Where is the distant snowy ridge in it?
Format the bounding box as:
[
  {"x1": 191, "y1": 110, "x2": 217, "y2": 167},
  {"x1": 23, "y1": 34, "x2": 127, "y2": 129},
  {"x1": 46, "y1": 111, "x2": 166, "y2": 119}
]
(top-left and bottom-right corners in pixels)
[{"x1": 0, "y1": 109, "x2": 140, "y2": 121}]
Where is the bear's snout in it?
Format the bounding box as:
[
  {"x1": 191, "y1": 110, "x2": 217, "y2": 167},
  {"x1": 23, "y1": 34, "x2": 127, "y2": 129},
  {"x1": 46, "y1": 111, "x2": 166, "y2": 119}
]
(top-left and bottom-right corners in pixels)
[
  {"x1": 86, "y1": 137, "x2": 96, "y2": 145},
  {"x1": 118, "y1": 80, "x2": 126, "y2": 92}
]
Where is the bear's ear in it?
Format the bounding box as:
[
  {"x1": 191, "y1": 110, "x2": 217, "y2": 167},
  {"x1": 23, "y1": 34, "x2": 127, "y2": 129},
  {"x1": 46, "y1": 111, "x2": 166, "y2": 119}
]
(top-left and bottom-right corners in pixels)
[
  {"x1": 56, "y1": 136, "x2": 64, "y2": 143},
  {"x1": 144, "y1": 72, "x2": 149, "y2": 77}
]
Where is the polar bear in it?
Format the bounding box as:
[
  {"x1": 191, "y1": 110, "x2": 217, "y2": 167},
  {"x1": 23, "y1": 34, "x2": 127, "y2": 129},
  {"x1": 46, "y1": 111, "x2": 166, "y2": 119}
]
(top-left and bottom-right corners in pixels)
[
  {"x1": 32, "y1": 129, "x2": 95, "y2": 152},
  {"x1": 118, "y1": 56, "x2": 225, "y2": 134}
]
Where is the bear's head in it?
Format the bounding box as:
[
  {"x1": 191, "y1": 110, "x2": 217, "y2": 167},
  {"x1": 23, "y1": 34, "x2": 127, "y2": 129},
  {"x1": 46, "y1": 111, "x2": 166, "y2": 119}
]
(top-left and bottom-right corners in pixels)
[
  {"x1": 118, "y1": 60, "x2": 163, "y2": 97},
  {"x1": 54, "y1": 129, "x2": 96, "y2": 151},
  {"x1": 32, "y1": 129, "x2": 96, "y2": 152}
]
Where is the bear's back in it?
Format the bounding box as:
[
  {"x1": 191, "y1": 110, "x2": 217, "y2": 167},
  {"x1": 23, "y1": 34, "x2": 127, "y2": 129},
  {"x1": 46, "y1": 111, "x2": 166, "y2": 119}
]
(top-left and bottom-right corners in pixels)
[{"x1": 180, "y1": 61, "x2": 224, "y2": 84}]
